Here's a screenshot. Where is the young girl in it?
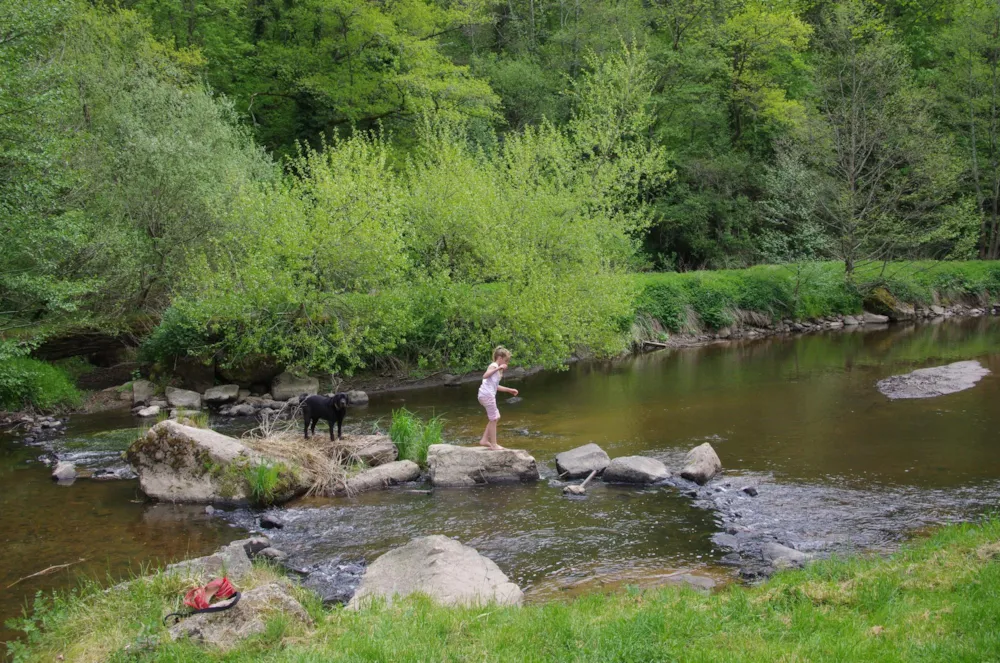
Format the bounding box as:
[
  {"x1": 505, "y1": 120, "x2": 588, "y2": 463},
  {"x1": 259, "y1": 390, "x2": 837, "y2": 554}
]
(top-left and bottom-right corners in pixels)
[{"x1": 478, "y1": 346, "x2": 519, "y2": 450}]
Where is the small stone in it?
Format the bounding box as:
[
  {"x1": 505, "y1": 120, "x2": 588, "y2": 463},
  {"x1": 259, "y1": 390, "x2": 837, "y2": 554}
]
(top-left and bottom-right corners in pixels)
[
  {"x1": 205, "y1": 505, "x2": 216, "y2": 515},
  {"x1": 243, "y1": 536, "x2": 272, "y2": 556},
  {"x1": 260, "y1": 514, "x2": 285, "y2": 529},
  {"x1": 136, "y1": 405, "x2": 161, "y2": 418},
  {"x1": 742, "y1": 486, "x2": 759, "y2": 497}
]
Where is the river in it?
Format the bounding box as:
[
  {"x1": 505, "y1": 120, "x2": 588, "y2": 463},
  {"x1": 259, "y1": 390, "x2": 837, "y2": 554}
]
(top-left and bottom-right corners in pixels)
[{"x1": 3, "y1": 316, "x2": 1000, "y2": 643}]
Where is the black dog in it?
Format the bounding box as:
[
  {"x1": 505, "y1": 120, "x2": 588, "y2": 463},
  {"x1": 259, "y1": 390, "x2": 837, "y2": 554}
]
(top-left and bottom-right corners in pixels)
[{"x1": 301, "y1": 393, "x2": 349, "y2": 440}]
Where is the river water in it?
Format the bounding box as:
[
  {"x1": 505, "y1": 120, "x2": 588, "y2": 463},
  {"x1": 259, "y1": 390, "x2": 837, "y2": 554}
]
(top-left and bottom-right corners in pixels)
[{"x1": 3, "y1": 317, "x2": 1000, "y2": 642}]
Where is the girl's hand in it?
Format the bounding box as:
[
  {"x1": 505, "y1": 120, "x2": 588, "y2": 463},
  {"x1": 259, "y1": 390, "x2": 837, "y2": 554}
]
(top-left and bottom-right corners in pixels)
[
  {"x1": 497, "y1": 363, "x2": 508, "y2": 371},
  {"x1": 509, "y1": 388, "x2": 519, "y2": 397}
]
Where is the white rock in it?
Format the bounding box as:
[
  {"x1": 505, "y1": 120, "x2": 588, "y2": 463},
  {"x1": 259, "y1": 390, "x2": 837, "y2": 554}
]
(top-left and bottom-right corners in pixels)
[
  {"x1": 165, "y1": 387, "x2": 202, "y2": 409},
  {"x1": 877, "y1": 360, "x2": 991, "y2": 400},
  {"x1": 51, "y1": 461, "x2": 76, "y2": 482},
  {"x1": 348, "y1": 535, "x2": 523, "y2": 609},
  {"x1": 136, "y1": 405, "x2": 161, "y2": 418},
  {"x1": 132, "y1": 379, "x2": 155, "y2": 406},
  {"x1": 204, "y1": 384, "x2": 240, "y2": 405},
  {"x1": 342, "y1": 460, "x2": 420, "y2": 495},
  {"x1": 555, "y1": 443, "x2": 611, "y2": 479}
]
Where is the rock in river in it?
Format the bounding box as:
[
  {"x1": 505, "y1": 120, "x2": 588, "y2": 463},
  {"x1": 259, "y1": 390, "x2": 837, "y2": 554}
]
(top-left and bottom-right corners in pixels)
[
  {"x1": 132, "y1": 379, "x2": 155, "y2": 406},
  {"x1": 332, "y1": 435, "x2": 397, "y2": 466},
  {"x1": 342, "y1": 460, "x2": 421, "y2": 495},
  {"x1": 877, "y1": 360, "x2": 990, "y2": 399},
  {"x1": 346, "y1": 390, "x2": 369, "y2": 405},
  {"x1": 125, "y1": 420, "x2": 261, "y2": 504},
  {"x1": 680, "y1": 442, "x2": 723, "y2": 485},
  {"x1": 427, "y1": 444, "x2": 539, "y2": 487},
  {"x1": 204, "y1": 384, "x2": 239, "y2": 405},
  {"x1": 601, "y1": 456, "x2": 670, "y2": 484},
  {"x1": 348, "y1": 535, "x2": 523, "y2": 609},
  {"x1": 270, "y1": 372, "x2": 318, "y2": 401},
  {"x1": 165, "y1": 387, "x2": 202, "y2": 409},
  {"x1": 51, "y1": 461, "x2": 76, "y2": 482},
  {"x1": 136, "y1": 405, "x2": 160, "y2": 418},
  {"x1": 555, "y1": 443, "x2": 611, "y2": 479}
]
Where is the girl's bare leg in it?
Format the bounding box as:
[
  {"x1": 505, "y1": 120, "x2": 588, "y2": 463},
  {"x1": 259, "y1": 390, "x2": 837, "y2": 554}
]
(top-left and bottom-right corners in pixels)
[
  {"x1": 488, "y1": 419, "x2": 504, "y2": 449},
  {"x1": 478, "y1": 421, "x2": 492, "y2": 448}
]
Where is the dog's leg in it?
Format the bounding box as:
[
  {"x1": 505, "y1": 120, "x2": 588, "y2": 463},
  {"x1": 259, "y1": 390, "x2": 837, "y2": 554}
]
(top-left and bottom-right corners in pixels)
[
  {"x1": 304, "y1": 410, "x2": 310, "y2": 439},
  {"x1": 336, "y1": 411, "x2": 343, "y2": 440}
]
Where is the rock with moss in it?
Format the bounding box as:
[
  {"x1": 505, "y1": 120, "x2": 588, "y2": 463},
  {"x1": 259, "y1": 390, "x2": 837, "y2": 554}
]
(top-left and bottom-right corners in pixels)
[
  {"x1": 864, "y1": 287, "x2": 915, "y2": 321},
  {"x1": 126, "y1": 420, "x2": 262, "y2": 504}
]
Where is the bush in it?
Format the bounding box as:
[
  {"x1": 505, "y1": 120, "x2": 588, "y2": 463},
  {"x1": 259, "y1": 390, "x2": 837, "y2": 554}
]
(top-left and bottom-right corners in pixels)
[
  {"x1": 0, "y1": 357, "x2": 82, "y2": 412},
  {"x1": 389, "y1": 408, "x2": 443, "y2": 467}
]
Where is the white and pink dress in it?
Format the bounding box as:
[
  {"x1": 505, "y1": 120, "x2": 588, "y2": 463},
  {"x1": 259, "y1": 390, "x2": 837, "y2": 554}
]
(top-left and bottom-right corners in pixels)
[{"x1": 478, "y1": 363, "x2": 502, "y2": 421}]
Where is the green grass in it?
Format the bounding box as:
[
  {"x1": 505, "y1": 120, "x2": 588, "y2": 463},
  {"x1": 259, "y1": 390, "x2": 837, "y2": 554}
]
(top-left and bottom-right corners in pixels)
[
  {"x1": 633, "y1": 260, "x2": 1000, "y2": 332},
  {"x1": 389, "y1": 408, "x2": 443, "y2": 467},
  {"x1": 9, "y1": 519, "x2": 1000, "y2": 662},
  {"x1": 0, "y1": 357, "x2": 82, "y2": 412}
]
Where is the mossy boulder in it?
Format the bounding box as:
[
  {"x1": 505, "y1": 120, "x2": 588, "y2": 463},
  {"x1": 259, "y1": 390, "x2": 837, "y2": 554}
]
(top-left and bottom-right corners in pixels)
[
  {"x1": 126, "y1": 420, "x2": 262, "y2": 505},
  {"x1": 864, "y1": 287, "x2": 915, "y2": 321}
]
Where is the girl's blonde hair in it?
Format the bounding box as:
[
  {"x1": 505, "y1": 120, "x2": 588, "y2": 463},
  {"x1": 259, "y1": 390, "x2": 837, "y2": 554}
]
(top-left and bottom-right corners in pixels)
[{"x1": 493, "y1": 346, "x2": 511, "y2": 361}]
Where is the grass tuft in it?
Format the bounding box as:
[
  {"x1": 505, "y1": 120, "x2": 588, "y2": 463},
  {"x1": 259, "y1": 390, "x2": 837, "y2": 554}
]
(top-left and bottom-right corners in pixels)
[{"x1": 389, "y1": 408, "x2": 442, "y2": 467}]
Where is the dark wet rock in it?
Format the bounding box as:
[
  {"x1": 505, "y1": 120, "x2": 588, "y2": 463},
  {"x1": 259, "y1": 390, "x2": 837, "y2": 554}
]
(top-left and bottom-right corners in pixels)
[
  {"x1": 92, "y1": 467, "x2": 136, "y2": 481},
  {"x1": 344, "y1": 460, "x2": 421, "y2": 494},
  {"x1": 126, "y1": 420, "x2": 261, "y2": 504},
  {"x1": 166, "y1": 539, "x2": 253, "y2": 582},
  {"x1": 51, "y1": 461, "x2": 76, "y2": 482},
  {"x1": 555, "y1": 443, "x2": 611, "y2": 479},
  {"x1": 257, "y1": 547, "x2": 289, "y2": 562},
  {"x1": 242, "y1": 536, "x2": 271, "y2": 556},
  {"x1": 761, "y1": 542, "x2": 814, "y2": 569},
  {"x1": 680, "y1": 443, "x2": 722, "y2": 485},
  {"x1": 218, "y1": 356, "x2": 284, "y2": 388},
  {"x1": 712, "y1": 533, "x2": 739, "y2": 550},
  {"x1": 204, "y1": 385, "x2": 239, "y2": 405},
  {"x1": 427, "y1": 444, "x2": 539, "y2": 487},
  {"x1": 742, "y1": 486, "x2": 759, "y2": 497},
  {"x1": 260, "y1": 514, "x2": 284, "y2": 529},
  {"x1": 132, "y1": 380, "x2": 155, "y2": 406},
  {"x1": 346, "y1": 390, "x2": 369, "y2": 405},
  {"x1": 442, "y1": 373, "x2": 461, "y2": 386},
  {"x1": 168, "y1": 581, "x2": 311, "y2": 649},
  {"x1": 877, "y1": 360, "x2": 990, "y2": 399},
  {"x1": 173, "y1": 357, "x2": 216, "y2": 394},
  {"x1": 602, "y1": 456, "x2": 670, "y2": 484},
  {"x1": 270, "y1": 372, "x2": 318, "y2": 401},
  {"x1": 165, "y1": 387, "x2": 202, "y2": 410},
  {"x1": 348, "y1": 535, "x2": 523, "y2": 608}
]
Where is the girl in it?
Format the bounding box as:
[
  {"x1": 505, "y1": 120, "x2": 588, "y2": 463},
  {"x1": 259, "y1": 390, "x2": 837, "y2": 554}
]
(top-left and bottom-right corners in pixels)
[{"x1": 478, "y1": 346, "x2": 519, "y2": 450}]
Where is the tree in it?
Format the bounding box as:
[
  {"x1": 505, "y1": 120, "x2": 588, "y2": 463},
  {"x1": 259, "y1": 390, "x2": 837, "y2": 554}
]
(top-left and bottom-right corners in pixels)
[
  {"x1": 807, "y1": 0, "x2": 956, "y2": 278},
  {"x1": 935, "y1": 0, "x2": 1000, "y2": 258}
]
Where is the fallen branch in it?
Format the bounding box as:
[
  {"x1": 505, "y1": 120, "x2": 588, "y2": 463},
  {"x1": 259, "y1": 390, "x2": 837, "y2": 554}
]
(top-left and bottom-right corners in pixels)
[{"x1": 7, "y1": 558, "x2": 87, "y2": 589}]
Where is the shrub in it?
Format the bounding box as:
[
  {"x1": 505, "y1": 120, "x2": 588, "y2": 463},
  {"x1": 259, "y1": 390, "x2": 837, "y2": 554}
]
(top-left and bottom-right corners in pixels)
[
  {"x1": 389, "y1": 408, "x2": 443, "y2": 467},
  {"x1": 0, "y1": 357, "x2": 82, "y2": 412}
]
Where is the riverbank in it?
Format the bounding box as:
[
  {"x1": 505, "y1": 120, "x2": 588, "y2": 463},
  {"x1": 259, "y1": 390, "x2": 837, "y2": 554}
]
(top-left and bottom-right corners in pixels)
[
  {"x1": 9, "y1": 517, "x2": 1000, "y2": 661},
  {"x1": 4, "y1": 261, "x2": 1000, "y2": 417}
]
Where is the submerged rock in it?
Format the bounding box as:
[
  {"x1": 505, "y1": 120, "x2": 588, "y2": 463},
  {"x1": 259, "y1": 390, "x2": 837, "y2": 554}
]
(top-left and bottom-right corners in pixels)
[
  {"x1": 270, "y1": 372, "x2": 318, "y2": 401},
  {"x1": 343, "y1": 460, "x2": 421, "y2": 494},
  {"x1": 348, "y1": 535, "x2": 523, "y2": 609},
  {"x1": 427, "y1": 444, "x2": 539, "y2": 487},
  {"x1": 168, "y1": 581, "x2": 311, "y2": 649},
  {"x1": 680, "y1": 443, "x2": 723, "y2": 485},
  {"x1": 346, "y1": 390, "x2": 369, "y2": 405},
  {"x1": 51, "y1": 461, "x2": 76, "y2": 482},
  {"x1": 761, "y1": 542, "x2": 814, "y2": 569},
  {"x1": 877, "y1": 360, "x2": 991, "y2": 399},
  {"x1": 125, "y1": 420, "x2": 261, "y2": 504},
  {"x1": 165, "y1": 387, "x2": 202, "y2": 410},
  {"x1": 601, "y1": 456, "x2": 670, "y2": 484},
  {"x1": 555, "y1": 443, "x2": 611, "y2": 479}
]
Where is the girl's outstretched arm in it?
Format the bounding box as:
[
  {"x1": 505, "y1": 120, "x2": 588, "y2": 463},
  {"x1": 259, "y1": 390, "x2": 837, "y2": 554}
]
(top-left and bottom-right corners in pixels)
[
  {"x1": 483, "y1": 362, "x2": 505, "y2": 379},
  {"x1": 498, "y1": 385, "x2": 519, "y2": 396}
]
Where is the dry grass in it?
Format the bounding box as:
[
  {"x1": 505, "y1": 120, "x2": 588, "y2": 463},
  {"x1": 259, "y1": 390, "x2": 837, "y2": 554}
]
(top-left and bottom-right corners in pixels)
[{"x1": 240, "y1": 412, "x2": 365, "y2": 497}]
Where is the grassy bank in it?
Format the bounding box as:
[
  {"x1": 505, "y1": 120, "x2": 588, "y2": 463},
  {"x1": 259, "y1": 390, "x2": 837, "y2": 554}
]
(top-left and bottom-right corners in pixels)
[
  {"x1": 633, "y1": 260, "x2": 1000, "y2": 335},
  {"x1": 9, "y1": 519, "x2": 1000, "y2": 661},
  {"x1": 0, "y1": 357, "x2": 81, "y2": 413}
]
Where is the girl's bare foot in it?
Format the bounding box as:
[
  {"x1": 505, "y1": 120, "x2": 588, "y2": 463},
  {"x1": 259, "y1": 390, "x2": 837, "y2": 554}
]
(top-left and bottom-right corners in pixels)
[
  {"x1": 479, "y1": 439, "x2": 493, "y2": 448},
  {"x1": 491, "y1": 443, "x2": 505, "y2": 450}
]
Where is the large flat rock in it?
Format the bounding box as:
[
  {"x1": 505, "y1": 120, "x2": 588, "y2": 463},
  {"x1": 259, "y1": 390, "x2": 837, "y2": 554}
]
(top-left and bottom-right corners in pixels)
[
  {"x1": 877, "y1": 360, "x2": 990, "y2": 400},
  {"x1": 555, "y1": 443, "x2": 610, "y2": 479},
  {"x1": 166, "y1": 387, "x2": 202, "y2": 409},
  {"x1": 601, "y1": 456, "x2": 670, "y2": 484},
  {"x1": 342, "y1": 460, "x2": 420, "y2": 495},
  {"x1": 427, "y1": 444, "x2": 539, "y2": 487},
  {"x1": 126, "y1": 420, "x2": 260, "y2": 503},
  {"x1": 348, "y1": 535, "x2": 523, "y2": 608}
]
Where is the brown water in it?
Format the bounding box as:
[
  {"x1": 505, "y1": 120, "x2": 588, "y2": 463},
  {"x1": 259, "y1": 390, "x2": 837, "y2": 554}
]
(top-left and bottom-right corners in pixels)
[{"x1": 3, "y1": 317, "x2": 1000, "y2": 643}]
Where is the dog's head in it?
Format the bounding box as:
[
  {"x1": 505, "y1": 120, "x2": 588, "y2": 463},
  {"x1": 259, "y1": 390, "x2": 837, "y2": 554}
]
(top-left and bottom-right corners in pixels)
[{"x1": 332, "y1": 392, "x2": 349, "y2": 410}]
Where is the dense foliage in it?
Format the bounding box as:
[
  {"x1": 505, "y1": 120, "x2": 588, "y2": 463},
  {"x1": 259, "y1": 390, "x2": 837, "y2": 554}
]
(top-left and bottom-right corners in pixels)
[{"x1": 4, "y1": 0, "x2": 1000, "y2": 388}]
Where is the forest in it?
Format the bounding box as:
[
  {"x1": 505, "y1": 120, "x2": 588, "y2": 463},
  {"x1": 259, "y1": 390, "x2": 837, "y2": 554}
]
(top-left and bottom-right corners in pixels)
[{"x1": 3, "y1": 0, "x2": 1000, "y2": 391}]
